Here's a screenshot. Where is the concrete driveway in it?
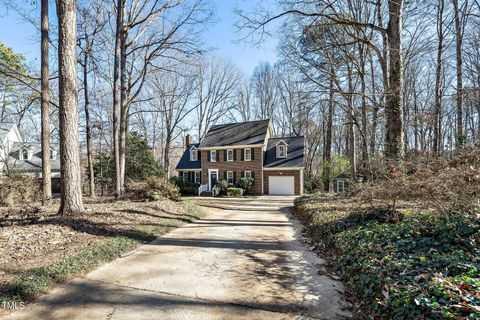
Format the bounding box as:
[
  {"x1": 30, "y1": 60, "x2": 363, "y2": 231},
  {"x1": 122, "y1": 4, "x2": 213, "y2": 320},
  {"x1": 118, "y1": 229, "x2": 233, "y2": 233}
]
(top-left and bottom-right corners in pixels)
[{"x1": 5, "y1": 196, "x2": 350, "y2": 320}]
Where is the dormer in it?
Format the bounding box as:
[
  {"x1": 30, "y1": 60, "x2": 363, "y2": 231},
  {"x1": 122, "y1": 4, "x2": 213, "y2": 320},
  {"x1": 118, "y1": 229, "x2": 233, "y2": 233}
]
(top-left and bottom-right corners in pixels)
[
  {"x1": 190, "y1": 146, "x2": 198, "y2": 161},
  {"x1": 276, "y1": 140, "x2": 288, "y2": 158},
  {"x1": 20, "y1": 148, "x2": 30, "y2": 160}
]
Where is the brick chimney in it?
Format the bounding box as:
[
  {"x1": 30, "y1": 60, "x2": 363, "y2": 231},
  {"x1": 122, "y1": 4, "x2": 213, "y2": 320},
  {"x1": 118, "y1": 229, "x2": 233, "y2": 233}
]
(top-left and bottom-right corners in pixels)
[{"x1": 185, "y1": 134, "x2": 192, "y2": 147}]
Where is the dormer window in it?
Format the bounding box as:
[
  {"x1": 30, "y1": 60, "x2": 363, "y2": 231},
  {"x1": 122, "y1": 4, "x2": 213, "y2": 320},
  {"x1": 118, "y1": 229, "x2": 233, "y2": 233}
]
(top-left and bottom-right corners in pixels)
[
  {"x1": 21, "y1": 149, "x2": 29, "y2": 160},
  {"x1": 276, "y1": 142, "x2": 287, "y2": 158},
  {"x1": 190, "y1": 147, "x2": 198, "y2": 161}
]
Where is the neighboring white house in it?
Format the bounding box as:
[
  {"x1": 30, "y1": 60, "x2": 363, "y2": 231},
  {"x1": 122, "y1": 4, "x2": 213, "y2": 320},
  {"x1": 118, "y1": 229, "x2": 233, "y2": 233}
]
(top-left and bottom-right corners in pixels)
[{"x1": 0, "y1": 122, "x2": 60, "y2": 181}]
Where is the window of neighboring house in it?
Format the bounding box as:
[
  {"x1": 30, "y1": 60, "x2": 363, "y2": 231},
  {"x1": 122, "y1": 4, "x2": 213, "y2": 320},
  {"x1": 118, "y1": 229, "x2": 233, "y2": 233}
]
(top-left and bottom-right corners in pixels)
[
  {"x1": 22, "y1": 149, "x2": 28, "y2": 160},
  {"x1": 227, "y1": 171, "x2": 234, "y2": 184},
  {"x1": 244, "y1": 148, "x2": 251, "y2": 161},
  {"x1": 337, "y1": 180, "x2": 345, "y2": 193},
  {"x1": 244, "y1": 171, "x2": 252, "y2": 178},
  {"x1": 227, "y1": 149, "x2": 234, "y2": 161},
  {"x1": 277, "y1": 144, "x2": 287, "y2": 158},
  {"x1": 50, "y1": 151, "x2": 55, "y2": 160},
  {"x1": 210, "y1": 150, "x2": 217, "y2": 162},
  {"x1": 194, "y1": 171, "x2": 200, "y2": 184},
  {"x1": 190, "y1": 148, "x2": 198, "y2": 161}
]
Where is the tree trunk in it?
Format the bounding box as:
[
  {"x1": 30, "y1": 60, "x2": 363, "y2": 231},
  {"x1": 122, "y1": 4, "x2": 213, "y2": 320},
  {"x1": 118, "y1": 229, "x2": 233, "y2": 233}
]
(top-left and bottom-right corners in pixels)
[
  {"x1": 83, "y1": 47, "x2": 95, "y2": 198},
  {"x1": 57, "y1": 0, "x2": 84, "y2": 214},
  {"x1": 433, "y1": 0, "x2": 445, "y2": 154},
  {"x1": 119, "y1": 13, "x2": 128, "y2": 195},
  {"x1": 452, "y1": 0, "x2": 464, "y2": 147},
  {"x1": 112, "y1": 0, "x2": 124, "y2": 198},
  {"x1": 323, "y1": 68, "x2": 334, "y2": 192},
  {"x1": 385, "y1": 0, "x2": 405, "y2": 158},
  {"x1": 41, "y1": 0, "x2": 51, "y2": 205}
]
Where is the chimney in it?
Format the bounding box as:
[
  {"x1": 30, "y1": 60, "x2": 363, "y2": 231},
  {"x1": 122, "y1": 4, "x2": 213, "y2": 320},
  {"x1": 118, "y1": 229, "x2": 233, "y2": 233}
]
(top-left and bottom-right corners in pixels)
[{"x1": 185, "y1": 134, "x2": 192, "y2": 147}]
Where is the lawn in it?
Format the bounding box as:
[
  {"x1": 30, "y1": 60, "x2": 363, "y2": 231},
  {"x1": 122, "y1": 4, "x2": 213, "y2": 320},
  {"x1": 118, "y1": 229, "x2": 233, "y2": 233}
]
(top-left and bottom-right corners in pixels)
[
  {"x1": 0, "y1": 197, "x2": 204, "y2": 309},
  {"x1": 295, "y1": 193, "x2": 480, "y2": 319}
]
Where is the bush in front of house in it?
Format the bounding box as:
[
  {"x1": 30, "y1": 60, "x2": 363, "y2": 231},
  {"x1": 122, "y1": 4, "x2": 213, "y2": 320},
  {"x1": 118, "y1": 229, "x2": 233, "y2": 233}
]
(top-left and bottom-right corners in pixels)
[
  {"x1": 0, "y1": 175, "x2": 40, "y2": 207},
  {"x1": 236, "y1": 177, "x2": 254, "y2": 195},
  {"x1": 94, "y1": 132, "x2": 164, "y2": 192},
  {"x1": 171, "y1": 177, "x2": 199, "y2": 196},
  {"x1": 226, "y1": 188, "x2": 244, "y2": 197},
  {"x1": 127, "y1": 176, "x2": 180, "y2": 201},
  {"x1": 214, "y1": 179, "x2": 228, "y2": 196}
]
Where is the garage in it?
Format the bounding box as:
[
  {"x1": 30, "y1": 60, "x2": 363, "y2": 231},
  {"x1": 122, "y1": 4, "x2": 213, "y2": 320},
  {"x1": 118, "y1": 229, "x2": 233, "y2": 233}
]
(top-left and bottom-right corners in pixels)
[{"x1": 268, "y1": 176, "x2": 295, "y2": 195}]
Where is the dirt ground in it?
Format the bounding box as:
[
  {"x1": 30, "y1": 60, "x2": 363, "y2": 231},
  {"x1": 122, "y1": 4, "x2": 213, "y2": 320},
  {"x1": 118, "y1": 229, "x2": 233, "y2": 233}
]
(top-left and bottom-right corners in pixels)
[{"x1": 0, "y1": 197, "x2": 196, "y2": 287}]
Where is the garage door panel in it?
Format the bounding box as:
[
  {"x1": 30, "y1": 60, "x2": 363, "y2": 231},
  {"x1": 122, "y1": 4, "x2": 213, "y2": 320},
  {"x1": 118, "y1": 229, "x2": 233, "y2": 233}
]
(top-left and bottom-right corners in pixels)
[{"x1": 269, "y1": 176, "x2": 295, "y2": 195}]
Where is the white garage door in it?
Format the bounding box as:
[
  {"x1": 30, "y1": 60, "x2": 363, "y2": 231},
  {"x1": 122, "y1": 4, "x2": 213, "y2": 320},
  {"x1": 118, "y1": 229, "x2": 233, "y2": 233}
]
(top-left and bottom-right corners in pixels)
[{"x1": 269, "y1": 176, "x2": 295, "y2": 195}]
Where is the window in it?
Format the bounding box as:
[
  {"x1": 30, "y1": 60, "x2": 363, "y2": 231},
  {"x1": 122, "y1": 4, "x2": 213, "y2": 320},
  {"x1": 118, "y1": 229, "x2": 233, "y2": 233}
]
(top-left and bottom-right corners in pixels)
[
  {"x1": 227, "y1": 149, "x2": 234, "y2": 161},
  {"x1": 210, "y1": 150, "x2": 217, "y2": 162},
  {"x1": 227, "y1": 171, "x2": 234, "y2": 184},
  {"x1": 190, "y1": 148, "x2": 198, "y2": 161},
  {"x1": 337, "y1": 180, "x2": 345, "y2": 193},
  {"x1": 244, "y1": 171, "x2": 252, "y2": 178},
  {"x1": 194, "y1": 171, "x2": 200, "y2": 184},
  {"x1": 22, "y1": 149, "x2": 28, "y2": 160},
  {"x1": 277, "y1": 144, "x2": 287, "y2": 158},
  {"x1": 244, "y1": 148, "x2": 251, "y2": 161}
]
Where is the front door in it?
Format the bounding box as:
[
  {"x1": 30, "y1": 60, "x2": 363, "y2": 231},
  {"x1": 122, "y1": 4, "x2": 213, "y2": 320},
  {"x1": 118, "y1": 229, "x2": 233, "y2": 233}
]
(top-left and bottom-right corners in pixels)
[{"x1": 209, "y1": 170, "x2": 218, "y2": 190}]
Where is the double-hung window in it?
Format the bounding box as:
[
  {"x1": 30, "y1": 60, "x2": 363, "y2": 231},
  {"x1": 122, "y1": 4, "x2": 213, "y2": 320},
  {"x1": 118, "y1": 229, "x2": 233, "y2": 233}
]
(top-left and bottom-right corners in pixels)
[
  {"x1": 244, "y1": 171, "x2": 252, "y2": 178},
  {"x1": 227, "y1": 149, "x2": 234, "y2": 161},
  {"x1": 227, "y1": 171, "x2": 234, "y2": 184},
  {"x1": 244, "y1": 148, "x2": 251, "y2": 161},
  {"x1": 194, "y1": 171, "x2": 200, "y2": 184},
  {"x1": 210, "y1": 150, "x2": 217, "y2": 162},
  {"x1": 190, "y1": 148, "x2": 198, "y2": 161}
]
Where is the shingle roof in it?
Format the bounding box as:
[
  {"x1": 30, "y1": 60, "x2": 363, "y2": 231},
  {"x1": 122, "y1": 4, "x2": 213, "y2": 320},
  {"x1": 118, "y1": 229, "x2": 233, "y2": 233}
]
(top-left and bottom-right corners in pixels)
[
  {"x1": 175, "y1": 144, "x2": 201, "y2": 170},
  {"x1": 263, "y1": 136, "x2": 305, "y2": 168},
  {"x1": 198, "y1": 119, "x2": 270, "y2": 148}
]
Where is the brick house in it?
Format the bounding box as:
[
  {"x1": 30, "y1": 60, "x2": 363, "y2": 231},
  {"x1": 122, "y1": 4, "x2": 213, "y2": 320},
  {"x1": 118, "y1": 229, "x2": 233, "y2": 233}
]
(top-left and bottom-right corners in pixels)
[{"x1": 175, "y1": 119, "x2": 304, "y2": 195}]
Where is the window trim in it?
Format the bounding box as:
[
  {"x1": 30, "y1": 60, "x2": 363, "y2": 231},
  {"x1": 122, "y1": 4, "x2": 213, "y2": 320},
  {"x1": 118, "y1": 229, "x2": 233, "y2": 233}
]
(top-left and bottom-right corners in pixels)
[
  {"x1": 210, "y1": 150, "x2": 217, "y2": 162},
  {"x1": 226, "y1": 149, "x2": 234, "y2": 162},
  {"x1": 337, "y1": 180, "x2": 345, "y2": 193},
  {"x1": 244, "y1": 171, "x2": 252, "y2": 178},
  {"x1": 190, "y1": 147, "x2": 198, "y2": 161},
  {"x1": 194, "y1": 171, "x2": 200, "y2": 184},
  {"x1": 21, "y1": 149, "x2": 29, "y2": 160},
  {"x1": 244, "y1": 148, "x2": 251, "y2": 161},
  {"x1": 227, "y1": 171, "x2": 234, "y2": 184},
  {"x1": 276, "y1": 144, "x2": 287, "y2": 158}
]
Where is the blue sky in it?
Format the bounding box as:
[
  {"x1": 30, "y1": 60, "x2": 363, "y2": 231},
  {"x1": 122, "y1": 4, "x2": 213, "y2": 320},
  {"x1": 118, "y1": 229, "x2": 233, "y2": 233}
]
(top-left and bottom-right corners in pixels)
[{"x1": 0, "y1": 0, "x2": 279, "y2": 76}]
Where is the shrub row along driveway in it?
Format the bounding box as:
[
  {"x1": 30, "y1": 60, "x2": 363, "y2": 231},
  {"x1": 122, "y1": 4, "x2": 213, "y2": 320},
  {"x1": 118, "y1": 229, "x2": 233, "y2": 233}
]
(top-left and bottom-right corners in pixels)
[{"x1": 4, "y1": 196, "x2": 349, "y2": 320}]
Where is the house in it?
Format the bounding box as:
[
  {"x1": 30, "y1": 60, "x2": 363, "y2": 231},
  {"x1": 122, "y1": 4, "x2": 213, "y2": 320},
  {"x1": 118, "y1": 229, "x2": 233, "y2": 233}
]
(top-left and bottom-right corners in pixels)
[
  {"x1": 0, "y1": 122, "x2": 61, "y2": 191},
  {"x1": 175, "y1": 119, "x2": 305, "y2": 195}
]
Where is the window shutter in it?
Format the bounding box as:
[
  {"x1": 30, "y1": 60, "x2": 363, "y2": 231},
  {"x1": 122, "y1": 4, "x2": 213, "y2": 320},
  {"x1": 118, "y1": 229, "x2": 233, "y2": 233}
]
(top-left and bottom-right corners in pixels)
[
  {"x1": 233, "y1": 171, "x2": 237, "y2": 183},
  {"x1": 224, "y1": 171, "x2": 227, "y2": 180},
  {"x1": 224, "y1": 149, "x2": 227, "y2": 161},
  {"x1": 233, "y1": 149, "x2": 237, "y2": 161},
  {"x1": 251, "y1": 148, "x2": 255, "y2": 160},
  {"x1": 241, "y1": 171, "x2": 244, "y2": 178},
  {"x1": 198, "y1": 151, "x2": 201, "y2": 161},
  {"x1": 241, "y1": 149, "x2": 244, "y2": 161},
  {"x1": 252, "y1": 172, "x2": 255, "y2": 184},
  {"x1": 207, "y1": 151, "x2": 211, "y2": 162}
]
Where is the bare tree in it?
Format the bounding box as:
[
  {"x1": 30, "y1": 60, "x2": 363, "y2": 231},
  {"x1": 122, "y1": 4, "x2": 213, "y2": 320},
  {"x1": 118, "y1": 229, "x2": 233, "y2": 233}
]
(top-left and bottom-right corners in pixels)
[{"x1": 194, "y1": 56, "x2": 241, "y2": 139}]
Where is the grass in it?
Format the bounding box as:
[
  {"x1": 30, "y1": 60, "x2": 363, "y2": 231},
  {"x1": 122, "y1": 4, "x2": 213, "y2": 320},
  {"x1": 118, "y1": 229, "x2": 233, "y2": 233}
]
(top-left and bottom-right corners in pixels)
[
  {"x1": 295, "y1": 193, "x2": 480, "y2": 319},
  {"x1": 0, "y1": 199, "x2": 204, "y2": 305}
]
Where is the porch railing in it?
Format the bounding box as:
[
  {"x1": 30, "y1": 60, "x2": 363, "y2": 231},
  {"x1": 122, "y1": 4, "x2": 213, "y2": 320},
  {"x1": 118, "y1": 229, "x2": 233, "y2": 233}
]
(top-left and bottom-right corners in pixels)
[{"x1": 198, "y1": 183, "x2": 209, "y2": 196}]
